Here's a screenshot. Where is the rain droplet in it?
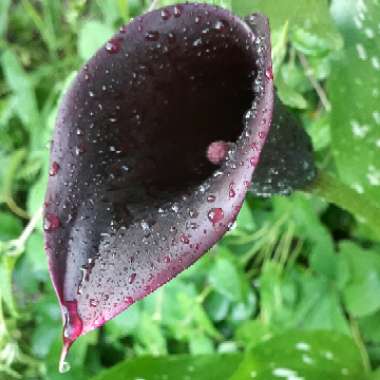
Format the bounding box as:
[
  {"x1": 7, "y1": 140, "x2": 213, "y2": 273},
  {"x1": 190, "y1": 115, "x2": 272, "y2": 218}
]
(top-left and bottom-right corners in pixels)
[
  {"x1": 89, "y1": 299, "x2": 98, "y2": 307},
  {"x1": 125, "y1": 296, "x2": 134, "y2": 304},
  {"x1": 75, "y1": 145, "x2": 86, "y2": 155},
  {"x1": 229, "y1": 183, "x2": 236, "y2": 198},
  {"x1": 168, "y1": 32, "x2": 176, "y2": 43},
  {"x1": 188, "y1": 209, "x2": 198, "y2": 218},
  {"x1": 173, "y1": 5, "x2": 182, "y2": 17},
  {"x1": 128, "y1": 272, "x2": 137, "y2": 284},
  {"x1": 161, "y1": 9, "x2": 171, "y2": 20},
  {"x1": 208, "y1": 208, "x2": 224, "y2": 225},
  {"x1": 265, "y1": 66, "x2": 273, "y2": 80},
  {"x1": 193, "y1": 38, "x2": 203, "y2": 47},
  {"x1": 105, "y1": 38, "x2": 122, "y2": 54},
  {"x1": 44, "y1": 213, "x2": 60, "y2": 231},
  {"x1": 145, "y1": 31, "x2": 160, "y2": 41},
  {"x1": 214, "y1": 20, "x2": 228, "y2": 32},
  {"x1": 49, "y1": 161, "x2": 60, "y2": 176},
  {"x1": 207, "y1": 194, "x2": 216, "y2": 202}
]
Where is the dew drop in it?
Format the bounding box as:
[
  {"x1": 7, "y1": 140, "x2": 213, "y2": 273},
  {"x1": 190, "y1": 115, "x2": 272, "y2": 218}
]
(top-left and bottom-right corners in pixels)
[
  {"x1": 128, "y1": 272, "x2": 137, "y2": 284},
  {"x1": 173, "y1": 5, "x2": 182, "y2": 17},
  {"x1": 75, "y1": 145, "x2": 86, "y2": 155},
  {"x1": 188, "y1": 208, "x2": 198, "y2": 218},
  {"x1": 161, "y1": 9, "x2": 171, "y2": 20},
  {"x1": 44, "y1": 213, "x2": 60, "y2": 231},
  {"x1": 193, "y1": 38, "x2": 203, "y2": 47},
  {"x1": 168, "y1": 32, "x2": 176, "y2": 43},
  {"x1": 214, "y1": 20, "x2": 228, "y2": 32},
  {"x1": 125, "y1": 296, "x2": 134, "y2": 304},
  {"x1": 229, "y1": 183, "x2": 236, "y2": 198},
  {"x1": 208, "y1": 208, "x2": 224, "y2": 225},
  {"x1": 265, "y1": 66, "x2": 273, "y2": 80},
  {"x1": 145, "y1": 30, "x2": 160, "y2": 41},
  {"x1": 207, "y1": 194, "x2": 216, "y2": 202},
  {"x1": 180, "y1": 234, "x2": 190, "y2": 244},
  {"x1": 49, "y1": 161, "x2": 60, "y2": 176},
  {"x1": 89, "y1": 299, "x2": 98, "y2": 307},
  {"x1": 105, "y1": 38, "x2": 122, "y2": 54}
]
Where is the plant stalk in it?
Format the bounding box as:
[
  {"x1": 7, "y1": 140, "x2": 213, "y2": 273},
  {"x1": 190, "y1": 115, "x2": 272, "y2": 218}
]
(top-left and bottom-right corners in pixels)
[{"x1": 306, "y1": 170, "x2": 380, "y2": 236}]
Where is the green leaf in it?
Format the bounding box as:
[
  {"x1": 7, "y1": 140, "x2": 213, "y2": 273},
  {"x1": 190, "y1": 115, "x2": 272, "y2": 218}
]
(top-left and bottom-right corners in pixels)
[
  {"x1": 208, "y1": 257, "x2": 244, "y2": 302},
  {"x1": 329, "y1": 0, "x2": 380, "y2": 208},
  {"x1": 0, "y1": 254, "x2": 19, "y2": 317},
  {"x1": 0, "y1": 50, "x2": 41, "y2": 148},
  {"x1": 91, "y1": 353, "x2": 242, "y2": 380},
  {"x1": 232, "y1": 0, "x2": 342, "y2": 52},
  {"x1": 0, "y1": 212, "x2": 22, "y2": 241},
  {"x1": 359, "y1": 310, "x2": 380, "y2": 344},
  {"x1": 0, "y1": 0, "x2": 11, "y2": 37},
  {"x1": 260, "y1": 262, "x2": 349, "y2": 334},
  {"x1": 230, "y1": 330, "x2": 367, "y2": 380},
  {"x1": 339, "y1": 241, "x2": 380, "y2": 318},
  {"x1": 77, "y1": 20, "x2": 114, "y2": 61}
]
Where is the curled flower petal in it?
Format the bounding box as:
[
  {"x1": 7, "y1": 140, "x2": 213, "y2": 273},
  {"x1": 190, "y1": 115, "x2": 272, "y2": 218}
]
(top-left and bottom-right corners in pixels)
[{"x1": 44, "y1": 3, "x2": 275, "y2": 364}]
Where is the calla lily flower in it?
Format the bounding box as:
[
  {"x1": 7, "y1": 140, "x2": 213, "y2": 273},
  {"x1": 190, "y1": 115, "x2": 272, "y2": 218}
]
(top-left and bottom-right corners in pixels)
[{"x1": 43, "y1": 2, "x2": 315, "y2": 370}]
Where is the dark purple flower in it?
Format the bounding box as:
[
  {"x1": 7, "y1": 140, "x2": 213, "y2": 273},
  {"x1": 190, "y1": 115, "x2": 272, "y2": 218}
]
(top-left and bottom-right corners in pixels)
[{"x1": 43, "y1": 2, "x2": 314, "y2": 369}]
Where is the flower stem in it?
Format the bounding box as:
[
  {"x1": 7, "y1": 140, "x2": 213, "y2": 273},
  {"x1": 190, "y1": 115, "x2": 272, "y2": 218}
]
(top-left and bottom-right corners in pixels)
[{"x1": 305, "y1": 170, "x2": 380, "y2": 236}]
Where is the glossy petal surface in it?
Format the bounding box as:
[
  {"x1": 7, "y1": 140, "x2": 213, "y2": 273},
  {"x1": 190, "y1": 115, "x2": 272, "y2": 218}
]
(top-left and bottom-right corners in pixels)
[{"x1": 43, "y1": 3, "x2": 274, "y2": 359}]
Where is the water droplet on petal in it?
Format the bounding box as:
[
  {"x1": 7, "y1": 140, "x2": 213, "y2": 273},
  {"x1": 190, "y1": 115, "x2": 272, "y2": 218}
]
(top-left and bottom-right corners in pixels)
[
  {"x1": 208, "y1": 208, "x2": 224, "y2": 225},
  {"x1": 145, "y1": 31, "x2": 160, "y2": 41},
  {"x1": 128, "y1": 272, "x2": 137, "y2": 284},
  {"x1": 49, "y1": 161, "x2": 60, "y2": 176},
  {"x1": 125, "y1": 296, "x2": 134, "y2": 304},
  {"x1": 44, "y1": 213, "x2": 61, "y2": 231},
  {"x1": 173, "y1": 5, "x2": 182, "y2": 17},
  {"x1": 207, "y1": 194, "x2": 216, "y2": 202},
  {"x1": 105, "y1": 38, "x2": 122, "y2": 54},
  {"x1": 265, "y1": 66, "x2": 273, "y2": 80},
  {"x1": 229, "y1": 183, "x2": 236, "y2": 198},
  {"x1": 214, "y1": 20, "x2": 228, "y2": 32},
  {"x1": 161, "y1": 9, "x2": 171, "y2": 20},
  {"x1": 193, "y1": 38, "x2": 203, "y2": 47}
]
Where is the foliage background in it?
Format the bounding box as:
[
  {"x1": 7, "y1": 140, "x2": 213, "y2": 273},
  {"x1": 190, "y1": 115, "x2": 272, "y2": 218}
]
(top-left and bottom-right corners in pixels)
[{"x1": 1, "y1": 0, "x2": 380, "y2": 379}]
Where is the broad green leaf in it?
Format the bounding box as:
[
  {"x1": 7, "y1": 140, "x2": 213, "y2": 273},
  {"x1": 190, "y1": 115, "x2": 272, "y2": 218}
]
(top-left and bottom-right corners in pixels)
[
  {"x1": 260, "y1": 262, "x2": 349, "y2": 334},
  {"x1": 232, "y1": 0, "x2": 342, "y2": 52},
  {"x1": 329, "y1": 0, "x2": 380, "y2": 208},
  {"x1": 235, "y1": 319, "x2": 273, "y2": 349},
  {"x1": 77, "y1": 20, "x2": 114, "y2": 61},
  {"x1": 209, "y1": 257, "x2": 244, "y2": 302},
  {"x1": 359, "y1": 310, "x2": 380, "y2": 344},
  {"x1": 91, "y1": 353, "x2": 242, "y2": 380},
  {"x1": 189, "y1": 332, "x2": 215, "y2": 354},
  {"x1": 339, "y1": 241, "x2": 380, "y2": 318},
  {"x1": 230, "y1": 330, "x2": 367, "y2": 380}
]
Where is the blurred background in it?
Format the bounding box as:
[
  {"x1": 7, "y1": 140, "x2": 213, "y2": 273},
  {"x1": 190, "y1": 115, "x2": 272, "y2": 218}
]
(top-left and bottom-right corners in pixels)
[{"x1": 1, "y1": 0, "x2": 380, "y2": 379}]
